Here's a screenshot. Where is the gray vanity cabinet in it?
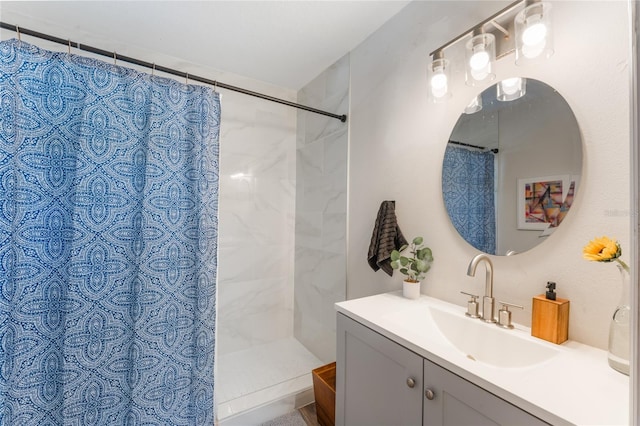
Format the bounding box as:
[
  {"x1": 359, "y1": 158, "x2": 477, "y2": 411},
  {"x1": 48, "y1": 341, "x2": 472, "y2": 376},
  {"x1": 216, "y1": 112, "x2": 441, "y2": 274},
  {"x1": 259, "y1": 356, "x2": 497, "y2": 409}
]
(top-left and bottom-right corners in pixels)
[
  {"x1": 423, "y1": 359, "x2": 548, "y2": 425},
  {"x1": 336, "y1": 312, "x2": 423, "y2": 426},
  {"x1": 336, "y1": 313, "x2": 548, "y2": 426}
]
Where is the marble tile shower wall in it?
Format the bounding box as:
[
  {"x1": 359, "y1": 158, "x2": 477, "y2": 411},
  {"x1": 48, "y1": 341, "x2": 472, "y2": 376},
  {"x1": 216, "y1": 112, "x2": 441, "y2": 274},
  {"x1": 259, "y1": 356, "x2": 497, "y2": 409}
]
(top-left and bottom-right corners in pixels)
[
  {"x1": 217, "y1": 86, "x2": 298, "y2": 356},
  {"x1": 294, "y1": 54, "x2": 350, "y2": 363}
]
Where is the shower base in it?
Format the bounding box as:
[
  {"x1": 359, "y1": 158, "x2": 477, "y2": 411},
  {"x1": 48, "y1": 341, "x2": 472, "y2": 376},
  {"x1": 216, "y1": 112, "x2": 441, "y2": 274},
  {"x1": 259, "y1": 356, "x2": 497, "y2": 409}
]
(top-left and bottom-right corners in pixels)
[{"x1": 217, "y1": 337, "x2": 323, "y2": 424}]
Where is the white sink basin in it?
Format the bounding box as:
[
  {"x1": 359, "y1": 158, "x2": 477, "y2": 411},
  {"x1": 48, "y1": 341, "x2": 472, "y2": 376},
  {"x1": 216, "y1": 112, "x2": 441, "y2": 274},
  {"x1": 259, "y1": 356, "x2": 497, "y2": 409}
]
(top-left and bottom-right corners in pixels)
[
  {"x1": 428, "y1": 305, "x2": 559, "y2": 368},
  {"x1": 384, "y1": 301, "x2": 560, "y2": 368}
]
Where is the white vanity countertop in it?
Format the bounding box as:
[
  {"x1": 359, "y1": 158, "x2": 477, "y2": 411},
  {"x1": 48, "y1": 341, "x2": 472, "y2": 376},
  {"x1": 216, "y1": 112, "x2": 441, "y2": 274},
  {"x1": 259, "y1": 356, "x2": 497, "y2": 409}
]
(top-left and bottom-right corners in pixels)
[{"x1": 336, "y1": 292, "x2": 629, "y2": 426}]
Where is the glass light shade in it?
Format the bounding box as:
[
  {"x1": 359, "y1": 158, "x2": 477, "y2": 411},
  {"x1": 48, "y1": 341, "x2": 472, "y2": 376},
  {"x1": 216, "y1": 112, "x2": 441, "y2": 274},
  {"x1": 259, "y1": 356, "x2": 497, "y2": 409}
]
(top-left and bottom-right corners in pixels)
[
  {"x1": 465, "y1": 33, "x2": 496, "y2": 86},
  {"x1": 515, "y1": 2, "x2": 553, "y2": 65},
  {"x1": 428, "y1": 57, "x2": 451, "y2": 102},
  {"x1": 497, "y1": 77, "x2": 527, "y2": 101},
  {"x1": 464, "y1": 95, "x2": 483, "y2": 114}
]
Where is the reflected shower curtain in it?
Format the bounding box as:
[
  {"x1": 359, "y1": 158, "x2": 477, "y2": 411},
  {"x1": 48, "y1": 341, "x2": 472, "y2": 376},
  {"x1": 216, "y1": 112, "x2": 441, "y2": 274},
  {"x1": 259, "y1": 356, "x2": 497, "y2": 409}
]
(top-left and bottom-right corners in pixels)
[
  {"x1": 442, "y1": 145, "x2": 496, "y2": 254},
  {"x1": 0, "y1": 40, "x2": 219, "y2": 424}
]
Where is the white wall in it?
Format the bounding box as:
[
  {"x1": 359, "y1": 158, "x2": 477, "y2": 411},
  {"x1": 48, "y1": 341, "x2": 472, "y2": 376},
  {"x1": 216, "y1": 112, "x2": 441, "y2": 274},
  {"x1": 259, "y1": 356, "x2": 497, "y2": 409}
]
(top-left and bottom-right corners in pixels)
[{"x1": 347, "y1": 0, "x2": 631, "y2": 350}]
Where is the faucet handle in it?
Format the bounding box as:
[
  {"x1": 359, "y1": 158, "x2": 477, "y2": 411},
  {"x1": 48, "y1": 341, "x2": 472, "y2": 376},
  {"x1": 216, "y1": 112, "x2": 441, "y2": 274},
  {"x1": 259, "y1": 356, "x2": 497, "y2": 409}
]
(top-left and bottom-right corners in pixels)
[
  {"x1": 460, "y1": 291, "x2": 480, "y2": 318},
  {"x1": 496, "y1": 301, "x2": 524, "y2": 329}
]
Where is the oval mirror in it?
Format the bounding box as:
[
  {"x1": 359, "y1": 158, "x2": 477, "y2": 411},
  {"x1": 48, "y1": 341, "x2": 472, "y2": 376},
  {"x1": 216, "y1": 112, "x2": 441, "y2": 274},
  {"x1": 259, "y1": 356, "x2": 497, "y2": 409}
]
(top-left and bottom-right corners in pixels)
[{"x1": 442, "y1": 79, "x2": 582, "y2": 255}]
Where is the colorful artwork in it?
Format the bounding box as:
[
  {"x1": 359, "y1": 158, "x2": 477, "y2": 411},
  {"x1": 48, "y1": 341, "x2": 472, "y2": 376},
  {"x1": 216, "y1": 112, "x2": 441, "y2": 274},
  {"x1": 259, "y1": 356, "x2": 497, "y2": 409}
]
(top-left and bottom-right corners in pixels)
[
  {"x1": 517, "y1": 175, "x2": 576, "y2": 230},
  {"x1": 554, "y1": 181, "x2": 576, "y2": 227}
]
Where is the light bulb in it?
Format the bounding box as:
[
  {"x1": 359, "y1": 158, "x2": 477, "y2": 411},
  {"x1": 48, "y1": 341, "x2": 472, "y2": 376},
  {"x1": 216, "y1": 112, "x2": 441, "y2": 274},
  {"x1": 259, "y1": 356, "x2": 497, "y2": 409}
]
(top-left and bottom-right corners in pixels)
[
  {"x1": 522, "y1": 20, "x2": 547, "y2": 46},
  {"x1": 469, "y1": 50, "x2": 490, "y2": 80},
  {"x1": 515, "y1": 3, "x2": 553, "y2": 64},
  {"x1": 429, "y1": 56, "x2": 450, "y2": 101},
  {"x1": 522, "y1": 18, "x2": 547, "y2": 58},
  {"x1": 500, "y1": 78, "x2": 522, "y2": 95},
  {"x1": 465, "y1": 33, "x2": 495, "y2": 85},
  {"x1": 469, "y1": 50, "x2": 490, "y2": 71},
  {"x1": 497, "y1": 77, "x2": 526, "y2": 101},
  {"x1": 471, "y1": 68, "x2": 489, "y2": 81},
  {"x1": 431, "y1": 72, "x2": 448, "y2": 98}
]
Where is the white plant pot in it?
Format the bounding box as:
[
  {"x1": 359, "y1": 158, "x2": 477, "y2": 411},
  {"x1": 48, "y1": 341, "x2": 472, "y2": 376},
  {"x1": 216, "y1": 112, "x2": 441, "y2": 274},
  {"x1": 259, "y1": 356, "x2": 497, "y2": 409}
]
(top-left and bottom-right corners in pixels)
[{"x1": 403, "y1": 280, "x2": 421, "y2": 299}]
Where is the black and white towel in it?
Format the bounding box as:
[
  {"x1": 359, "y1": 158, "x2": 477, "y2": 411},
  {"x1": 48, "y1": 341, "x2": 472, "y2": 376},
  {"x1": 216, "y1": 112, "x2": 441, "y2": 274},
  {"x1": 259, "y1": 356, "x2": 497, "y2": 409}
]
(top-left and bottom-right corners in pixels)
[{"x1": 367, "y1": 200, "x2": 408, "y2": 276}]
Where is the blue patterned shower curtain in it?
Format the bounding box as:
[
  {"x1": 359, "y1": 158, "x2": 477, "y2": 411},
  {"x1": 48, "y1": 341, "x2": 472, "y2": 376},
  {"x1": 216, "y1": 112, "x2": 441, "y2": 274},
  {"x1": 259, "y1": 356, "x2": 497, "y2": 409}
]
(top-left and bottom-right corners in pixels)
[
  {"x1": 0, "y1": 39, "x2": 219, "y2": 424},
  {"x1": 442, "y1": 145, "x2": 496, "y2": 254}
]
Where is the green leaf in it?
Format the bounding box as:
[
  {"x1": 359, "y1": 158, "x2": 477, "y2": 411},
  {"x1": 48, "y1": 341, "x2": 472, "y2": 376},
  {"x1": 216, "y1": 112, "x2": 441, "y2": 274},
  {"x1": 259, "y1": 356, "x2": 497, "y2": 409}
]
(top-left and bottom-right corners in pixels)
[
  {"x1": 412, "y1": 236, "x2": 423, "y2": 245},
  {"x1": 390, "y1": 260, "x2": 400, "y2": 269},
  {"x1": 398, "y1": 244, "x2": 408, "y2": 253},
  {"x1": 399, "y1": 257, "x2": 409, "y2": 267},
  {"x1": 400, "y1": 268, "x2": 409, "y2": 275},
  {"x1": 415, "y1": 259, "x2": 428, "y2": 272},
  {"x1": 390, "y1": 250, "x2": 400, "y2": 261},
  {"x1": 417, "y1": 247, "x2": 433, "y2": 261}
]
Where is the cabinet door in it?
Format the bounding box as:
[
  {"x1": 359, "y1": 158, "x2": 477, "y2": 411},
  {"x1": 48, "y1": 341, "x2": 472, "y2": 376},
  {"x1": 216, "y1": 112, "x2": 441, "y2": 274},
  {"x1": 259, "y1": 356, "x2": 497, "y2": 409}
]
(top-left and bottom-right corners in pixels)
[
  {"x1": 336, "y1": 313, "x2": 423, "y2": 426},
  {"x1": 423, "y1": 359, "x2": 548, "y2": 426}
]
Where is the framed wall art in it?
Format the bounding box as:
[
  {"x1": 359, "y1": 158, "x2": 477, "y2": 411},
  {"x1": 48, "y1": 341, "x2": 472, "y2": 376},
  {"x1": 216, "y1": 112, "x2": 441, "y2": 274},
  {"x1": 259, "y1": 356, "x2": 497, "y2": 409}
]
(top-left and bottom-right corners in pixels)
[{"x1": 517, "y1": 175, "x2": 576, "y2": 230}]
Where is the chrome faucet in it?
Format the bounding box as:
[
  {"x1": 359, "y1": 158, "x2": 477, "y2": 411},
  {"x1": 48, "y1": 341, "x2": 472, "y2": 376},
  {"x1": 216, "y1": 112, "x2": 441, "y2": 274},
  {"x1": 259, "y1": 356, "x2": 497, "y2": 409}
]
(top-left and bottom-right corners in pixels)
[{"x1": 466, "y1": 254, "x2": 495, "y2": 323}]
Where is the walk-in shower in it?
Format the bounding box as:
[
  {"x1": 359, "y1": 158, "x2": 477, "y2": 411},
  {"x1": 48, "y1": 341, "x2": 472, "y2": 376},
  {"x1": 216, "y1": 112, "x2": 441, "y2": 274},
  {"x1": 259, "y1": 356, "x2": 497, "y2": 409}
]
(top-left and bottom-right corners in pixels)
[{"x1": 216, "y1": 55, "x2": 349, "y2": 423}]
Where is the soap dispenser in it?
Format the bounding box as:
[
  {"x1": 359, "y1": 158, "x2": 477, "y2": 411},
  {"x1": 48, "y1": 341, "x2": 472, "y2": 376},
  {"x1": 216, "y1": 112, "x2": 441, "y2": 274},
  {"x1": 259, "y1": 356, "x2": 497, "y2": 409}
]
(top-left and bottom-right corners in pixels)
[
  {"x1": 545, "y1": 281, "x2": 557, "y2": 300},
  {"x1": 532, "y1": 282, "x2": 570, "y2": 344}
]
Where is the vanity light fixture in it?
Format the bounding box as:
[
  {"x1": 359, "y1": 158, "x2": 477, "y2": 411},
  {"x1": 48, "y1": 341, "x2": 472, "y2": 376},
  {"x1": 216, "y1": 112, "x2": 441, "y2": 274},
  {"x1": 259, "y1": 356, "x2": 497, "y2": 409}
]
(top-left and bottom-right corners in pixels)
[
  {"x1": 465, "y1": 31, "x2": 496, "y2": 86},
  {"x1": 427, "y1": 0, "x2": 552, "y2": 103},
  {"x1": 428, "y1": 51, "x2": 451, "y2": 102},
  {"x1": 497, "y1": 77, "x2": 527, "y2": 101}
]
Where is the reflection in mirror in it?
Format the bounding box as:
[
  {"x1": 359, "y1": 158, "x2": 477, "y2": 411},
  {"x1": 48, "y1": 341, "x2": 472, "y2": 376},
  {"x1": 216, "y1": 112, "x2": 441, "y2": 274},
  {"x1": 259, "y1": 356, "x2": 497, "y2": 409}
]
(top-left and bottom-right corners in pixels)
[{"x1": 442, "y1": 79, "x2": 582, "y2": 256}]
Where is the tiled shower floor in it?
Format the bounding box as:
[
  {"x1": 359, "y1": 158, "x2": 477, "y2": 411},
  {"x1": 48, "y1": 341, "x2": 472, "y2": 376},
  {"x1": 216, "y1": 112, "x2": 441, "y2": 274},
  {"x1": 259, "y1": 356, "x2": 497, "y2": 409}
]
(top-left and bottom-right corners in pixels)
[{"x1": 217, "y1": 337, "x2": 323, "y2": 422}]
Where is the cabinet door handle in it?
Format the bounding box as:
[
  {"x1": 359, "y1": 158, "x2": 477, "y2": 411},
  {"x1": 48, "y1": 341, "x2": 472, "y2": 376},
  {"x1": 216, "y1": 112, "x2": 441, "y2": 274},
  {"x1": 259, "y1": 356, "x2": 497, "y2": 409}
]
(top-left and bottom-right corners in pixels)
[
  {"x1": 425, "y1": 388, "x2": 436, "y2": 400},
  {"x1": 406, "y1": 377, "x2": 416, "y2": 388}
]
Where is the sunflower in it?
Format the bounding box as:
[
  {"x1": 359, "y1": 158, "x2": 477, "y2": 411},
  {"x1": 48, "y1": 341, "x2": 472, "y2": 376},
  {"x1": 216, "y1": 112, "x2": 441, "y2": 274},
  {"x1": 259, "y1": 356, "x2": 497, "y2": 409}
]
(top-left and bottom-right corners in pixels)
[
  {"x1": 583, "y1": 236, "x2": 620, "y2": 262},
  {"x1": 583, "y1": 236, "x2": 629, "y2": 271}
]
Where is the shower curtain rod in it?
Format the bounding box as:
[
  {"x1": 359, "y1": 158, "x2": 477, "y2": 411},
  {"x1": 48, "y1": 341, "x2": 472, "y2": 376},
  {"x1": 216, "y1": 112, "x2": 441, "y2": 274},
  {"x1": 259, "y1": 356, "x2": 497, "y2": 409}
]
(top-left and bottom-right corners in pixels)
[
  {"x1": 449, "y1": 140, "x2": 499, "y2": 153},
  {"x1": 0, "y1": 21, "x2": 348, "y2": 123}
]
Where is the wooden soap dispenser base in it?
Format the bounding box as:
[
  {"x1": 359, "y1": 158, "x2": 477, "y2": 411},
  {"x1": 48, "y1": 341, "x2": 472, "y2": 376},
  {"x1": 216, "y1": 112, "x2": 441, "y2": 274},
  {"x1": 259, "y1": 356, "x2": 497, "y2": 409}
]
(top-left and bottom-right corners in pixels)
[{"x1": 531, "y1": 282, "x2": 570, "y2": 344}]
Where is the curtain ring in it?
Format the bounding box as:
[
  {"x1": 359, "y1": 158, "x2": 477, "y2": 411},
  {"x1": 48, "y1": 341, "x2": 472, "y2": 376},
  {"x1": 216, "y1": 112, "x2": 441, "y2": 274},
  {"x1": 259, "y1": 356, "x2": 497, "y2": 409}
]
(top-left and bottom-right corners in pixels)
[
  {"x1": 113, "y1": 51, "x2": 117, "y2": 65},
  {"x1": 213, "y1": 80, "x2": 217, "y2": 92},
  {"x1": 185, "y1": 73, "x2": 189, "y2": 85},
  {"x1": 152, "y1": 63, "x2": 155, "y2": 76},
  {"x1": 16, "y1": 26, "x2": 21, "y2": 42},
  {"x1": 68, "y1": 39, "x2": 71, "y2": 55}
]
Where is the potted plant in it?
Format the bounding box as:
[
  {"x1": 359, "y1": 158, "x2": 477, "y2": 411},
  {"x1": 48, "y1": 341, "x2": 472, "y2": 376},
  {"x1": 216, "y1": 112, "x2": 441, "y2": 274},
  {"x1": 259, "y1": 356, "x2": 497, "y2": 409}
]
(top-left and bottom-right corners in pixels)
[{"x1": 390, "y1": 236, "x2": 433, "y2": 299}]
